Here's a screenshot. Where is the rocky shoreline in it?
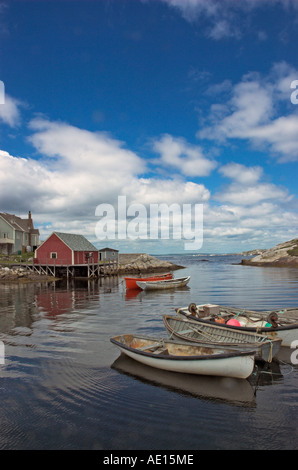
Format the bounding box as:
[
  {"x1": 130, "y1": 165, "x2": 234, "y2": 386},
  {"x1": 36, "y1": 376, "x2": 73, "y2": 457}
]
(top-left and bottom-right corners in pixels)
[
  {"x1": 241, "y1": 238, "x2": 298, "y2": 267},
  {"x1": 0, "y1": 266, "x2": 57, "y2": 283},
  {"x1": 118, "y1": 253, "x2": 184, "y2": 274},
  {"x1": 0, "y1": 253, "x2": 183, "y2": 282}
]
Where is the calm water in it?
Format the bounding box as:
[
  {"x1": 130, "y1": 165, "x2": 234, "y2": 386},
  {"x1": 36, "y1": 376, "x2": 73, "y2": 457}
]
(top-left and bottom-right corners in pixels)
[{"x1": 0, "y1": 254, "x2": 298, "y2": 450}]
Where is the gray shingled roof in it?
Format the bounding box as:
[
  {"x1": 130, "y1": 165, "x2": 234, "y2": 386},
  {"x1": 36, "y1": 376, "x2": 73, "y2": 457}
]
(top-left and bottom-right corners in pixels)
[
  {"x1": 0, "y1": 213, "x2": 25, "y2": 231},
  {"x1": 54, "y1": 232, "x2": 98, "y2": 251},
  {"x1": 0, "y1": 212, "x2": 39, "y2": 234}
]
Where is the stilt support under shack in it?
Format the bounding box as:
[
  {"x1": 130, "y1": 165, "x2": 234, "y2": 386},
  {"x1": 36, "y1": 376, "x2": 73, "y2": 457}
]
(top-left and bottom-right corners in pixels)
[{"x1": 19, "y1": 261, "x2": 118, "y2": 279}]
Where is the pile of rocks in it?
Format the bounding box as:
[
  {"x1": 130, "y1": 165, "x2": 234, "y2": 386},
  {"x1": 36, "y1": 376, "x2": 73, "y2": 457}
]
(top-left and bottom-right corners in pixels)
[
  {"x1": 0, "y1": 266, "x2": 26, "y2": 280},
  {"x1": 0, "y1": 266, "x2": 50, "y2": 282},
  {"x1": 118, "y1": 253, "x2": 183, "y2": 273},
  {"x1": 242, "y1": 238, "x2": 298, "y2": 267}
]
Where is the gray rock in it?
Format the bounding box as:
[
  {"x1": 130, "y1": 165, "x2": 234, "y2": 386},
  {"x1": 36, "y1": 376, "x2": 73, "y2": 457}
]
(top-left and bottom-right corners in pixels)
[{"x1": 242, "y1": 238, "x2": 298, "y2": 267}]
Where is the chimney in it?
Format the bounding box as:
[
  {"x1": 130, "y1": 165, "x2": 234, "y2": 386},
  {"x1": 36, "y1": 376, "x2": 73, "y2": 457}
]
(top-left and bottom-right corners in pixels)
[{"x1": 28, "y1": 211, "x2": 33, "y2": 247}]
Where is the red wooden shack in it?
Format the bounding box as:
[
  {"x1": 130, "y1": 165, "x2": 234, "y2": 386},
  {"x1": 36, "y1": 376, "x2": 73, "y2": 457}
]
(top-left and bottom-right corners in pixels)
[{"x1": 34, "y1": 231, "x2": 99, "y2": 265}]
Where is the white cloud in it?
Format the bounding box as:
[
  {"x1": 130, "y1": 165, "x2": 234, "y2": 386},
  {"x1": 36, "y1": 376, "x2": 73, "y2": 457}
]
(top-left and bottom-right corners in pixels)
[
  {"x1": 208, "y1": 19, "x2": 240, "y2": 40},
  {"x1": 195, "y1": 159, "x2": 298, "y2": 252},
  {"x1": 198, "y1": 63, "x2": 298, "y2": 162},
  {"x1": 161, "y1": 0, "x2": 238, "y2": 38},
  {"x1": 161, "y1": 0, "x2": 220, "y2": 21},
  {"x1": 199, "y1": 78, "x2": 274, "y2": 141},
  {"x1": 219, "y1": 162, "x2": 263, "y2": 185},
  {"x1": 216, "y1": 162, "x2": 291, "y2": 206},
  {"x1": 152, "y1": 134, "x2": 217, "y2": 177},
  {"x1": 0, "y1": 94, "x2": 22, "y2": 127},
  {"x1": 216, "y1": 183, "x2": 290, "y2": 206},
  {"x1": 0, "y1": 119, "x2": 212, "y2": 243},
  {"x1": 201, "y1": 196, "x2": 298, "y2": 252},
  {"x1": 126, "y1": 178, "x2": 210, "y2": 206},
  {"x1": 28, "y1": 118, "x2": 145, "y2": 177},
  {"x1": 0, "y1": 149, "x2": 57, "y2": 213},
  {"x1": 161, "y1": 0, "x2": 298, "y2": 39},
  {"x1": 247, "y1": 115, "x2": 298, "y2": 162}
]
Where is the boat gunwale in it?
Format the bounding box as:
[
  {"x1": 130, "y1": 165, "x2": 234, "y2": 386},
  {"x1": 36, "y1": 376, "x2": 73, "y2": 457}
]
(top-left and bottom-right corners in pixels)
[
  {"x1": 124, "y1": 273, "x2": 172, "y2": 282},
  {"x1": 110, "y1": 335, "x2": 256, "y2": 362},
  {"x1": 138, "y1": 275, "x2": 190, "y2": 284},
  {"x1": 136, "y1": 276, "x2": 190, "y2": 288},
  {"x1": 176, "y1": 309, "x2": 298, "y2": 333},
  {"x1": 163, "y1": 314, "x2": 282, "y2": 344}
]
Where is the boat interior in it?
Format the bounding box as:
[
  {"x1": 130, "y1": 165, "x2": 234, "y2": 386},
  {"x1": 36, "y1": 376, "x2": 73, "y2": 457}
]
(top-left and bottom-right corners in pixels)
[
  {"x1": 179, "y1": 304, "x2": 298, "y2": 328},
  {"x1": 113, "y1": 335, "x2": 229, "y2": 357},
  {"x1": 163, "y1": 315, "x2": 279, "y2": 345}
]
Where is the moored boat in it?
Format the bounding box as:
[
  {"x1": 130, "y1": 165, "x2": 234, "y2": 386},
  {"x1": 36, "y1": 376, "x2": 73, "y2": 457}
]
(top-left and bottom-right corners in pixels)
[
  {"x1": 125, "y1": 273, "x2": 173, "y2": 289},
  {"x1": 136, "y1": 276, "x2": 190, "y2": 291},
  {"x1": 176, "y1": 303, "x2": 298, "y2": 347},
  {"x1": 110, "y1": 334, "x2": 255, "y2": 379},
  {"x1": 162, "y1": 314, "x2": 282, "y2": 362}
]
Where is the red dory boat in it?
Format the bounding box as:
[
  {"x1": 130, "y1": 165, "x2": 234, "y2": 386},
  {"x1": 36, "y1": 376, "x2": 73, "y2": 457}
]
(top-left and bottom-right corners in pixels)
[{"x1": 125, "y1": 273, "x2": 173, "y2": 289}]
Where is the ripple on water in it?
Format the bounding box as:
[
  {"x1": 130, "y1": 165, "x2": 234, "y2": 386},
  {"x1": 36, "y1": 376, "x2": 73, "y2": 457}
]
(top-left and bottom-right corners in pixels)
[{"x1": 0, "y1": 259, "x2": 297, "y2": 449}]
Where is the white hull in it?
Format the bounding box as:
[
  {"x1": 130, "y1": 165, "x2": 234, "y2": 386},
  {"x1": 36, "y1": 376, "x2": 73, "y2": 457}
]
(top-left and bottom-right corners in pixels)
[
  {"x1": 136, "y1": 276, "x2": 190, "y2": 291},
  {"x1": 110, "y1": 335, "x2": 255, "y2": 379},
  {"x1": 119, "y1": 348, "x2": 254, "y2": 379}
]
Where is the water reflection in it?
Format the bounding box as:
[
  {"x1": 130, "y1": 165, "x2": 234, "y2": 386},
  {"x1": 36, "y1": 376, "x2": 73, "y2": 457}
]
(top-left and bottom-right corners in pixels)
[
  {"x1": 125, "y1": 286, "x2": 191, "y2": 301},
  {"x1": 35, "y1": 280, "x2": 101, "y2": 318},
  {"x1": 0, "y1": 276, "x2": 121, "y2": 328},
  {"x1": 0, "y1": 282, "x2": 41, "y2": 333},
  {"x1": 0, "y1": 255, "x2": 297, "y2": 450},
  {"x1": 111, "y1": 351, "x2": 290, "y2": 410},
  {"x1": 111, "y1": 354, "x2": 257, "y2": 407}
]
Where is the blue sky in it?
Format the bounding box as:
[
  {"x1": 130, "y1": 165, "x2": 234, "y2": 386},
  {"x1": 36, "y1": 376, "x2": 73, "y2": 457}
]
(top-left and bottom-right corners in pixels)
[{"x1": 0, "y1": 0, "x2": 298, "y2": 254}]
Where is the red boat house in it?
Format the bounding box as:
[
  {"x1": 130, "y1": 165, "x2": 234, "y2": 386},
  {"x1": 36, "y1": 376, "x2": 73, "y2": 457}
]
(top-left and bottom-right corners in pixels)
[
  {"x1": 35, "y1": 231, "x2": 99, "y2": 265},
  {"x1": 33, "y1": 232, "x2": 117, "y2": 278}
]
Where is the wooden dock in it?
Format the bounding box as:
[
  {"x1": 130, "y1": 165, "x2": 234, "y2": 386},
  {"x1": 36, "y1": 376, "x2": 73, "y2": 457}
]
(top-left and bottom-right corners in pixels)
[{"x1": 14, "y1": 260, "x2": 119, "y2": 279}]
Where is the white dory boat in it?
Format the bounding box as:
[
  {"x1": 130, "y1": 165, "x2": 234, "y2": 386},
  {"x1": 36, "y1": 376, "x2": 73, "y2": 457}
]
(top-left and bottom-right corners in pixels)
[
  {"x1": 110, "y1": 334, "x2": 255, "y2": 379},
  {"x1": 176, "y1": 303, "x2": 298, "y2": 347},
  {"x1": 136, "y1": 276, "x2": 190, "y2": 291},
  {"x1": 163, "y1": 314, "x2": 282, "y2": 362}
]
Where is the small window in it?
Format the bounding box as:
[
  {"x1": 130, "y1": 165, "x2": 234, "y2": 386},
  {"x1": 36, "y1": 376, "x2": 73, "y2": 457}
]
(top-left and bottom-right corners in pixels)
[{"x1": 50, "y1": 252, "x2": 57, "y2": 259}]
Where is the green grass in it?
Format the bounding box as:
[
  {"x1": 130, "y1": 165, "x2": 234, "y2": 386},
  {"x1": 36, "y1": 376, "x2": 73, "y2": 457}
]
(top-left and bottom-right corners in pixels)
[
  {"x1": 287, "y1": 244, "x2": 298, "y2": 257},
  {"x1": 0, "y1": 252, "x2": 34, "y2": 266}
]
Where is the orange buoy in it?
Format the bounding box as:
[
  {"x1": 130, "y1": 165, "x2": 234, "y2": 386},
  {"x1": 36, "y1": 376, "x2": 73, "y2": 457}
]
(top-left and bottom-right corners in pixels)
[{"x1": 215, "y1": 317, "x2": 225, "y2": 324}]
